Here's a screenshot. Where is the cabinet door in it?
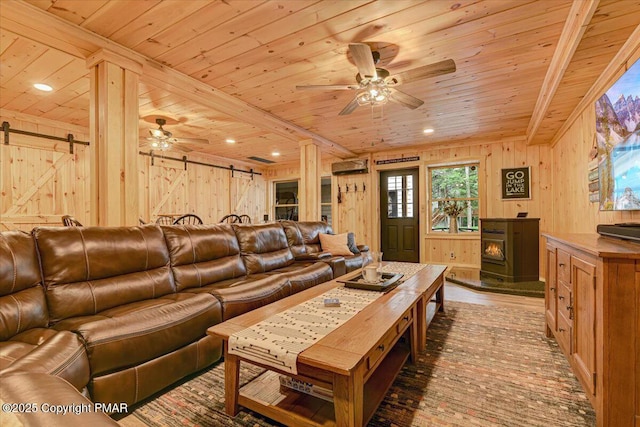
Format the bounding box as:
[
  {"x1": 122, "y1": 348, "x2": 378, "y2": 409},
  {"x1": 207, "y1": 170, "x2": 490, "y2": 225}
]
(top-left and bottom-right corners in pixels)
[
  {"x1": 545, "y1": 246, "x2": 557, "y2": 334},
  {"x1": 571, "y1": 255, "x2": 597, "y2": 396}
]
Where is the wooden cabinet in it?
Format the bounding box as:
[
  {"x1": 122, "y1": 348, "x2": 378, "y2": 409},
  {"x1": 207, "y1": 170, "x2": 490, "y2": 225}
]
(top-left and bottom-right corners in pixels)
[
  {"x1": 543, "y1": 233, "x2": 640, "y2": 427},
  {"x1": 544, "y1": 244, "x2": 557, "y2": 336}
]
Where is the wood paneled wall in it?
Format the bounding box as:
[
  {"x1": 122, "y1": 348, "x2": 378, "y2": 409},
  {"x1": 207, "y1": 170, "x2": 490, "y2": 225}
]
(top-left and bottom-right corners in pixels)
[
  {"x1": 1, "y1": 111, "x2": 266, "y2": 230},
  {"x1": 551, "y1": 79, "x2": 640, "y2": 232},
  {"x1": 266, "y1": 143, "x2": 551, "y2": 279},
  {"x1": 137, "y1": 153, "x2": 265, "y2": 224}
]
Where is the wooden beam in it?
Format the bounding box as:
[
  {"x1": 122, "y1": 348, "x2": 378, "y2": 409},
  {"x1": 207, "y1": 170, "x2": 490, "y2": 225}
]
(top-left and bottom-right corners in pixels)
[
  {"x1": 0, "y1": 1, "x2": 355, "y2": 159},
  {"x1": 549, "y1": 23, "x2": 640, "y2": 147},
  {"x1": 526, "y1": 0, "x2": 599, "y2": 145}
]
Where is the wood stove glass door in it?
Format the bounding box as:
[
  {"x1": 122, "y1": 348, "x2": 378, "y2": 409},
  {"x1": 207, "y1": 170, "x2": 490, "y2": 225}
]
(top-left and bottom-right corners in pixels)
[{"x1": 380, "y1": 168, "x2": 419, "y2": 262}]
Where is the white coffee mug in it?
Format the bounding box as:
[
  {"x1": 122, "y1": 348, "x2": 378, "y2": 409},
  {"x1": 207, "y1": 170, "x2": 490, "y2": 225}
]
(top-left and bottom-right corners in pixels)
[{"x1": 363, "y1": 265, "x2": 379, "y2": 283}]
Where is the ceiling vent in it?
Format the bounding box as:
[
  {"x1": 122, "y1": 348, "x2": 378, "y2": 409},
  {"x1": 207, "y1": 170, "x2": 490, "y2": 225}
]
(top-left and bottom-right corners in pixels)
[
  {"x1": 331, "y1": 159, "x2": 368, "y2": 175},
  {"x1": 247, "y1": 156, "x2": 275, "y2": 164}
]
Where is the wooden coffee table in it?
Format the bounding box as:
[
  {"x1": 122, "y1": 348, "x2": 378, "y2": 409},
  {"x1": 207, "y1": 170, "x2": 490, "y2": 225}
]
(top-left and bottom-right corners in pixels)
[{"x1": 207, "y1": 265, "x2": 446, "y2": 427}]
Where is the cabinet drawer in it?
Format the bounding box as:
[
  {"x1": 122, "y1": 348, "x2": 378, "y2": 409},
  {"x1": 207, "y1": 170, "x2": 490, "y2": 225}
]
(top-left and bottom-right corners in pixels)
[
  {"x1": 366, "y1": 308, "x2": 413, "y2": 372},
  {"x1": 557, "y1": 249, "x2": 571, "y2": 284},
  {"x1": 396, "y1": 310, "x2": 413, "y2": 334},
  {"x1": 556, "y1": 313, "x2": 572, "y2": 355},
  {"x1": 557, "y1": 283, "x2": 572, "y2": 320}
]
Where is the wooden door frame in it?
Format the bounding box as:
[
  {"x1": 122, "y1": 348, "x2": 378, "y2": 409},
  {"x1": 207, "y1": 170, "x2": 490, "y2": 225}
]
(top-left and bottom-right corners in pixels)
[{"x1": 372, "y1": 161, "x2": 425, "y2": 262}]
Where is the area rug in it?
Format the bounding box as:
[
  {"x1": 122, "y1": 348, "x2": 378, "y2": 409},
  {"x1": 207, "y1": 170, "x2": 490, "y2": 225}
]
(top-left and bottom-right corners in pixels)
[{"x1": 126, "y1": 301, "x2": 595, "y2": 426}]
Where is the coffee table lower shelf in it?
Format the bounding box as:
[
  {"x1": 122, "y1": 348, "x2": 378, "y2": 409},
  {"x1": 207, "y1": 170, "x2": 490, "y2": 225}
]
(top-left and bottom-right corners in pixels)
[{"x1": 238, "y1": 343, "x2": 411, "y2": 427}]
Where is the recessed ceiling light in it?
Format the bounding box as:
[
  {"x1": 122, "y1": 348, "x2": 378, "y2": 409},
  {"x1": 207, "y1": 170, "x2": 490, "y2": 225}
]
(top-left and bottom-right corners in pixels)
[
  {"x1": 225, "y1": 138, "x2": 236, "y2": 144},
  {"x1": 423, "y1": 128, "x2": 434, "y2": 134},
  {"x1": 33, "y1": 83, "x2": 53, "y2": 92},
  {"x1": 272, "y1": 151, "x2": 280, "y2": 157}
]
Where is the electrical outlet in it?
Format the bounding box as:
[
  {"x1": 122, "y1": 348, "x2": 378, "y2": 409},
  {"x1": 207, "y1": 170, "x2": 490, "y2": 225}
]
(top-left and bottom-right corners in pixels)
[{"x1": 449, "y1": 251, "x2": 455, "y2": 259}]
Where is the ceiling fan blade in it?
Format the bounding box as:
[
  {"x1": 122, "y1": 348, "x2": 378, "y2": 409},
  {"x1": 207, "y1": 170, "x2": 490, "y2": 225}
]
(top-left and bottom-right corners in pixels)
[
  {"x1": 172, "y1": 144, "x2": 193, "y2": 153},
  {"x1": 388, "y1": 87, "x2": 424, "y2": 109},
  {"x1": 349, "y1": 43, "x2": 377, "y2": 79},
  {"x1": 296, "y1": 84, "x2": 360, "y2": 91},
  {"x1": 389, "y1": 59, "x2": 456, "y2": 85},
  {"x1": 175, "y1": 137, "x2": 209, "y2": 144},
  {"x1": 338, "y1": 96, "x2": 360, "y2": 116}
]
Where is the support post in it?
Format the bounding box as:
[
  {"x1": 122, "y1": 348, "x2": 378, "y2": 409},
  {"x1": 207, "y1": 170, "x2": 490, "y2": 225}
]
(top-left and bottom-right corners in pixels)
[
  {"x1": 299, "y1": 139, "x2": 321, "y2": 221},
  {"x1": 87, "y1": 49, "x2": 142, "y2": 226}
]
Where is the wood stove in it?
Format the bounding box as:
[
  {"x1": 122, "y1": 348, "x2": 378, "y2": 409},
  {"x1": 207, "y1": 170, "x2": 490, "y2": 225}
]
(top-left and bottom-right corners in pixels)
[{"x1": 480, "y1": 218, "x2": 539, "y2": 282}]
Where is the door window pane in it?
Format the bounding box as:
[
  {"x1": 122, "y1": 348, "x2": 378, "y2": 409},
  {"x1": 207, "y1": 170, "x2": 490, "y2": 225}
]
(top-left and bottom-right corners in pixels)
[{"x1": 387, "y1": 175, "x2": 414, "y2": 218}]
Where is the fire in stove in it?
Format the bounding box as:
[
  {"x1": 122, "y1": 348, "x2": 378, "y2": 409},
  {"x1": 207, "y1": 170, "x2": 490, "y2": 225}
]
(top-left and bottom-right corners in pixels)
[{"x1": 485, "y1": 242, "x2": 504, "y2": 259}]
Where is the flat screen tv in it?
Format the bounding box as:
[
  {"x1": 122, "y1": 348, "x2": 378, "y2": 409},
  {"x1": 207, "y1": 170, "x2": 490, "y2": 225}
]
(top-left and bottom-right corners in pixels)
[{"x1": 597, "y1": 59, "x2": 640, "y2": 211}]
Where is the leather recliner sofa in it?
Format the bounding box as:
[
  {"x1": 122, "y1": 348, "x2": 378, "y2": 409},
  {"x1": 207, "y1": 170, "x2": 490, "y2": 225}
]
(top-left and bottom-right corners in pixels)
[
  {"x1": 0, "y1": 221, "x2": 368, "y2": 425},
  {"x1": 281, "y1": 220, "x2": 371, "y2": 273}
]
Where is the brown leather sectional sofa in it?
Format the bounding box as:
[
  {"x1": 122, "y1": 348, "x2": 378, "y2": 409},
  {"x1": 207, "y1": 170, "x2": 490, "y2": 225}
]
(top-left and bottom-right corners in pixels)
[{"x1": 0, "y1": 221, "x2": 368, "y2": 426}]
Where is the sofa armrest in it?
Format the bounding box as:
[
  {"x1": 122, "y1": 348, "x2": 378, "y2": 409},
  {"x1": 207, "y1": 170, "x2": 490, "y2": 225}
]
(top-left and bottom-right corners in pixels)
[{"x1": 322, "y1": 256, "x2": 346, "y2": 278}]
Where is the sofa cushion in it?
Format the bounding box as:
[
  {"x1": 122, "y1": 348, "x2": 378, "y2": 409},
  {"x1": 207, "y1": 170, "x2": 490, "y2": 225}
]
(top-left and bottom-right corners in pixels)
[
  {"x1": 233, "y1": 223, "x2": 294, "y2": 274},
  {"x1": 34, "y1": 225, "x2": 175, "y2": 323},
  {"x1": 162, "y1": 224, "x2": 247, "y2": 292},
  {"x1": 0, "y1": 231, "x2": 48, "y2": 339},
  {"x1": 318, "y1": 232, "x2": 353, "y2": 256},
  {"x1": 347, "y1": 232, "x2": 360, "y2": 254},
  {"x1": 0, "y1": 329, "x2": 90, "y2": 391},
  {"x1": 281, "y1": 220, "x2": 333, "y2": 256},
  {"x1": 262, "y1": 262, "x2": 334, "y2": 293},
  {"x1": 54, "y1": 293, "x2": 221, "y2": 377},
  {"x1": 209, "y1": 275, "x2": 292, "y2": 320}
]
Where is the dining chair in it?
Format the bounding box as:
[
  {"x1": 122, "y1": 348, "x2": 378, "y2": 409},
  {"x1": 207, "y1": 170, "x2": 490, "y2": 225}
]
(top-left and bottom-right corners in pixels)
[
  {"x1": 155, "y1": 215, "x2": 174, "y2": 225},
  {"x1": 173, "y1": 214, "x2": 203, "y2": 225},
  {"x1": 238, "y1": 214, "x2": 251, "y2": 224},
  {"x1": 61, "y1": 215, "x2": 83, "y2": 227},
  {"x1": 219, "y1": 214, "x2": 242, "y2": 224}
]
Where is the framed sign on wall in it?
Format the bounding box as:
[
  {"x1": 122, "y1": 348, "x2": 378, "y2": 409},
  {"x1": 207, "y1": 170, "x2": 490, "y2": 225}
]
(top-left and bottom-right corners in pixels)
[{"x1": 501, "y1": 167, "x2": 531, "y2": 200}]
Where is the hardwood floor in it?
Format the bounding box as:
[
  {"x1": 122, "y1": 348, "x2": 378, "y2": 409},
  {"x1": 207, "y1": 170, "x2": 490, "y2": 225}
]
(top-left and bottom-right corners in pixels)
[
  {"x1": 443, "y1": 280, "x2": 544, "y2": 312},
  {"x1": 118, "y1": 281, "x2": 543, "y2": 426}
]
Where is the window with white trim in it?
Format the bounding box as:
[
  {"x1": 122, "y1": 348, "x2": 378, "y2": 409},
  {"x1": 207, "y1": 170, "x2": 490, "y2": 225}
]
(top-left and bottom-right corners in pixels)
[{"x1": 429, "y1": 163, "x2": 479, "y2": 232}]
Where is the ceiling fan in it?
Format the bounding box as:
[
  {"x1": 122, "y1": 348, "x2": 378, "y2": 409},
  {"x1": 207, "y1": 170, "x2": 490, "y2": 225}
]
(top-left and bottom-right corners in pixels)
[
  {"x1": 296, "y1": 43, "x2": 456, "y2": 115},
  {"x1": 143, "y1": 118, "x2": 209, "y2": 152}
]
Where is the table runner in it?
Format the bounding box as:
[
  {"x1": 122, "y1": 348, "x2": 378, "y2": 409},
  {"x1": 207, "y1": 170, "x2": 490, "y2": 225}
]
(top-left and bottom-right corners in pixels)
[
  {"x1": 380, "y1": 262, "x2": 428, "y2": 277},
  {"x1": 228, "y1": 286, "x2": 384, "y2": 374}
]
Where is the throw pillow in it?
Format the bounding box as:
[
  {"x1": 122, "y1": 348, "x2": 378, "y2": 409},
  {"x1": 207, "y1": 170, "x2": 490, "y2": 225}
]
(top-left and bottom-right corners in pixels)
[
  {"x1": 319, "y1": 232, "x2": 353, "y2": 256},
  {"x1": 347, "y1": 232, "x2": 360, "y2": 254}
]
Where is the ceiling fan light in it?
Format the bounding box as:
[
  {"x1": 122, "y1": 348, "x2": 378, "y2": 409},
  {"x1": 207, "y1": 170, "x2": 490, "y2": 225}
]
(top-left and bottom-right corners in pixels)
[{"x1": 149, "y1": 129, "x2": 164, "y2": 138}]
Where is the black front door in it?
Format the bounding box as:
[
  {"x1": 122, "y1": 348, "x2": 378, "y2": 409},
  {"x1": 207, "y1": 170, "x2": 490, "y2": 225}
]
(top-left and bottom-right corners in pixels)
[{"x1": 380, "y1": 168, "x2": 419, "y2": 262}]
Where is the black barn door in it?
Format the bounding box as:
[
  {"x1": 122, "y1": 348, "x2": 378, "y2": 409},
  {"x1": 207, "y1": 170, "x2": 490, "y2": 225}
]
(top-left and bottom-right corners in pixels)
[{"x1": 380, "y1": 168, "x2": 419, "y2": 262}]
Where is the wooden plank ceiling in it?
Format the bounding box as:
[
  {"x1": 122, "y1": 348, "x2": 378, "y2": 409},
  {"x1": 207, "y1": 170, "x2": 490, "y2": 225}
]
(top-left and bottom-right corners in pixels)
[{"x1": 1, "y1": 0, "x2": 639, "y2": 165}]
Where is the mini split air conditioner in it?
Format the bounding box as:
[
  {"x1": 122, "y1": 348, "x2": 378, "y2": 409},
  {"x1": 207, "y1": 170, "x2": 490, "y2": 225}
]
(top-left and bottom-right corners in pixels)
[{"x1": 331, "y1": 159, "x2": 368, "y2": 175}]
